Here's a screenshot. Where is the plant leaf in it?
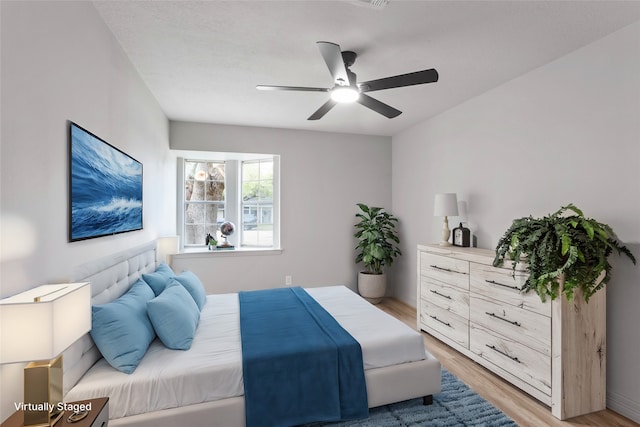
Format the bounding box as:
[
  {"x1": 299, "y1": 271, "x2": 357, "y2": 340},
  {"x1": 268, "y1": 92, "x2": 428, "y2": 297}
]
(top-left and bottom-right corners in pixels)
[
  {"x1": 581, "y1": 219, "x2": 594, "y2": 239},
  {"x1": 561, "y1": 234, "x2": 571, "y2": 256}
]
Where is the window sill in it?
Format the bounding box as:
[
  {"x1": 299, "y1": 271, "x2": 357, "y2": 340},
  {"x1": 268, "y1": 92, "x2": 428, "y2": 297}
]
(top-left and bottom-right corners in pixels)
[{"x1": 172, "y1": 247, "x2": 283, "y2": 260}]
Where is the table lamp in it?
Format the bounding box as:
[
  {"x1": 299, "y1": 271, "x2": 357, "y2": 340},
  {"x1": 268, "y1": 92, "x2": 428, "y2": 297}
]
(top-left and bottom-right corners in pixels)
[
  {"x1": 433, "y1": 193, "x2": 459, "y2": 246},
  {"x1": 0, "y1": 283, "x2": 91, "y2": 427},
  {"x1": 157, "y1": 235, "x2": 180, "y2": 265}
]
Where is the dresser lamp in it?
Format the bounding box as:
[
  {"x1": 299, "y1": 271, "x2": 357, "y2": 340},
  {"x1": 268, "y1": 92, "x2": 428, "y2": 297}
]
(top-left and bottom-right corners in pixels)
[
  {"x1": 0, "y1": 283, "x2": 91, "y2": 427},
  {"x1": 433, "y1": 193, "x2": 459, "y2": 246}
]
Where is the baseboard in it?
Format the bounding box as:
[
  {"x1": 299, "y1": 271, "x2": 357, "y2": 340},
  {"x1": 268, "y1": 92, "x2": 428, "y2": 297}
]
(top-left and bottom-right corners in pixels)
[{"x1": 608, "y1": 390, "x2": 640, "y2": 423}]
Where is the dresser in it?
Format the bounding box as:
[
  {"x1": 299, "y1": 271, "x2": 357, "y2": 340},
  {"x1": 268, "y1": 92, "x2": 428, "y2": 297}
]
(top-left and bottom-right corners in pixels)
[{"x1": 417, "y1": 244, "x2": 606, "y2": 420}]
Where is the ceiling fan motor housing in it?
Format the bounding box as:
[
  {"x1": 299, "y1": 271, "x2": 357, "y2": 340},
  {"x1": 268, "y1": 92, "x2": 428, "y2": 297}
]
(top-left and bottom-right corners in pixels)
[{"x1": 341, "y1": 51, "x2": 357, "y2": 68}]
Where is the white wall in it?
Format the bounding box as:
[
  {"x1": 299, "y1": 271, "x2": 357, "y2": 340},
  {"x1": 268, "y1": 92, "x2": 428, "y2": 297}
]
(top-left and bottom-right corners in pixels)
[
  {"x1": 391, "y1": 22, "x2": 640, "y2": 421},
  {"x1": 170, "y1": 121, "x2": 392, "y2": 294},
  {"x1": 0, "y1": 2, "x2": 174, "y2": 422}
]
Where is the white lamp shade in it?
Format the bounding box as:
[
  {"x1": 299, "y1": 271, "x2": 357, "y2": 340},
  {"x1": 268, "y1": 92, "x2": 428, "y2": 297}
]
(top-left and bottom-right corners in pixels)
[
  {"x1": 0, "y1": 283, "x2": 91, "y2": 363},
  {"x1": 157, "y1": 235, "x2": 180, "y2": 263},
  {"x1": 433, "y1": 193, "x2": 459, "y2": 217}
]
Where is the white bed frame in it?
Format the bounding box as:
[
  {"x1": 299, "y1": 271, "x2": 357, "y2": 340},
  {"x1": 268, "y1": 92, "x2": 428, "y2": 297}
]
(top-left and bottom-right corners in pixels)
[{"x1": 63, "y1": 241, "x2": 441, "y2": 427}]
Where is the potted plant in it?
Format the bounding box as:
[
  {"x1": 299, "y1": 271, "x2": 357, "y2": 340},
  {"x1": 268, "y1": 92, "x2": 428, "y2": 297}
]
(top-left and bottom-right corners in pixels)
[
  {"x1": 493, "y1": 203, "x2": 636, "y2": 302},
  {"x1": 354, "y1": 203, "x2": 402, "y2": 304}
]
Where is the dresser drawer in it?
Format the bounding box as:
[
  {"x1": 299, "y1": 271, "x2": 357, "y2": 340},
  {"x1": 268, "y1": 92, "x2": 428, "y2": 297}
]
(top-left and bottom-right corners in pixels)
[
  {"x1": 470, "y1": 323, "x2": 551, "y2": 396},
  {"x1": 420, "y1": 253, "x2": 469, "y2": 290},
  {"x1": 420, "y1": 300, "x2": 469, "y2": 348},
  {"x1": 470, "y1": 262, "x2": 550, "y2": 317},
  {"x1": 470, "y1": 294, "x2": 550, "y2": 356},
  {"x1": 421, "y1": 277, "x2": 469, "y2": 319}
]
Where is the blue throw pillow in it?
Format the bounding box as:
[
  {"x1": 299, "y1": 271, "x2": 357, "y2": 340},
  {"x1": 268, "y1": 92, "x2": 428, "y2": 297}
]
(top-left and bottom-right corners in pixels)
[
  {"x1": 90, "y1": 279, "x2": 156, "y2": 374},
  {"x1": 147, "y1": 280, "x2": 200, "y2": 350},
  {"x1": 142, "y1": 262, "x2": 176, "y2": 296},
  {"x1": 174, "y1": 270, "x2": 207, "y2": 311}
]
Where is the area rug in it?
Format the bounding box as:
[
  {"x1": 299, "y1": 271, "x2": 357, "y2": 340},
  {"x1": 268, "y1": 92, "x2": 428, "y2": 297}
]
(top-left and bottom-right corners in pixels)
[{"x1": 308, "y1": 369, "x2": 517, "y2": 426}]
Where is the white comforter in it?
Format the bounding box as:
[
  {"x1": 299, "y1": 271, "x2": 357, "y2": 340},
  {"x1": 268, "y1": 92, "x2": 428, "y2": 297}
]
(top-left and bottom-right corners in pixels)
[{"x1": 65, "y1": 286, "x2": 426, "y2": 419}]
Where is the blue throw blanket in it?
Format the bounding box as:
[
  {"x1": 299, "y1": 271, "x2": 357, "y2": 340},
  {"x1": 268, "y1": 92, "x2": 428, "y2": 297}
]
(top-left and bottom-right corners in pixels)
[{"x1": 239, "y1": 287, "x2": 368, "y2": 427}]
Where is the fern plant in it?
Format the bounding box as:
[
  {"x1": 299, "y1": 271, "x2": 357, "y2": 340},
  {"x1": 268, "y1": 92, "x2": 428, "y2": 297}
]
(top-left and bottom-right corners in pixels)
[
  {"x1": 493, "y1": 204, "x2": 636, "y2": 302},
  {"x1": 354, "y1": 203, "x2": 401, "y2": 274}
]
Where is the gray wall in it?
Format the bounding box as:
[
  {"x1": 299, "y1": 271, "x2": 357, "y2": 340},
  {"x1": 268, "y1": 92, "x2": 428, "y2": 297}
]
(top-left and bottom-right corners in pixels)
[
  {"x1": 170, "y1": 121, "x2": 392, "y2": 294},
  {"x1": 0, "y1": 2, "x2": 174, "y2": 421},
  {"x1": 391, "y1": 22, "x2": 640, "y2": 421}
]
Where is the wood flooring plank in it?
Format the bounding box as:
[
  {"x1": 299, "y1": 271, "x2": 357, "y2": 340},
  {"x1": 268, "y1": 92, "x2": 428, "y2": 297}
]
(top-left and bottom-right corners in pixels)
[{"x1": 377, "y1": 297, "x2": 639, "y2": 427}]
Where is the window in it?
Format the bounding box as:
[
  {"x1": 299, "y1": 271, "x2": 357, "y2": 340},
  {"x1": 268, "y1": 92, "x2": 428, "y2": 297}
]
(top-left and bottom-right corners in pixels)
[{"x1": 179, "y1": 154, "x2": 279, "y2": 250}]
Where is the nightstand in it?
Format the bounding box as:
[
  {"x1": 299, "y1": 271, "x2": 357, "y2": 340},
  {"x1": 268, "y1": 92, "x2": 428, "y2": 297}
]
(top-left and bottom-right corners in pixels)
[{"x1": 1, "y1": 397, "x2": 108, "y2": 427}]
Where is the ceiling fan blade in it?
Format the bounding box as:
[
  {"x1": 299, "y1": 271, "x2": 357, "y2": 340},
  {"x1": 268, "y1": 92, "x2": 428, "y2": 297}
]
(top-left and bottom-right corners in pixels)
[
  {"x1": 359, "y1": 68, "x2": 439, "y2": 93},
  {"x1": 317, "y1": 41, "x2": 350, "y2": 86},
  {"x1": 357, "y1": 94, "x2": 402, "y2": 118},
  {"x1": 308, "y1": 99, "x2": 337, "y2": 120},
  {"x1": 256, "y1": 85, "x2": 329, "y2": 92}
]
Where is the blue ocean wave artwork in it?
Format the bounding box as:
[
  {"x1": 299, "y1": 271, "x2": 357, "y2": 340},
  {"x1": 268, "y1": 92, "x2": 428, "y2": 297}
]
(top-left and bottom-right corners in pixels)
[{"x1": 70, "y1": 124, "x2": 143, "y2": 241}]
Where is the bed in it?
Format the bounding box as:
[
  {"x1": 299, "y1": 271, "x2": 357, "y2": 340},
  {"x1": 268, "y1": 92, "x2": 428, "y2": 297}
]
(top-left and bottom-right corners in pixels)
[{"x1": 62, "y1": 241, "x2": 441, "y2": 427}]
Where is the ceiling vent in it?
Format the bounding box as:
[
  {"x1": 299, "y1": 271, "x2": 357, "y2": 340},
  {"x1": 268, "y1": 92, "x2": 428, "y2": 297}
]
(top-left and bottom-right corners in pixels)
[{"x1": 351, "y1": 0, "x2": 390, "y2": 10}]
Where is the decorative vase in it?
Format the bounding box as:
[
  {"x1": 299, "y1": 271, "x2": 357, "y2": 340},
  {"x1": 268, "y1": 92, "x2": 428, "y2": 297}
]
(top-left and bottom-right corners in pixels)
[{"x1": 358, "y1": 272, "x2": 387, "y2": 304}]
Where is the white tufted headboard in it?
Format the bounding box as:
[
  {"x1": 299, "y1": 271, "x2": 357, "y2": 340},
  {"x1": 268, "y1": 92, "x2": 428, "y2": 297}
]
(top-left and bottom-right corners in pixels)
[{"x1": 62, "y1": 241, "x2": 158, "y2": 395}]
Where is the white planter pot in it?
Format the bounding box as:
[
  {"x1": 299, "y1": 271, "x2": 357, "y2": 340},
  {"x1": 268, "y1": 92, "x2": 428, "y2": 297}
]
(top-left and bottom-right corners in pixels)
[{"x1": 358, "y1": 272, "x2": 386, "y2": 304}]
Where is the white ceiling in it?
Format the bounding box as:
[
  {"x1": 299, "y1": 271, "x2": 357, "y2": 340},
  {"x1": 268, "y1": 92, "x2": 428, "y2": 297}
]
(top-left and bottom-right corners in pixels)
[{"x1": 93, "y1": 1, "x2": 640, "y2": 137}]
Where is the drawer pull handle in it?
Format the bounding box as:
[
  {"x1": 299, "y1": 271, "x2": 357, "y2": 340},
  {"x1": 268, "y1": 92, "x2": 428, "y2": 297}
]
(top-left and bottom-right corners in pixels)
[
  {"x1": 430, "y1": 289, "x2": 452, "y2": 300},
  {"x1": 485, "y1": 279, "x2": 520, "y2": 291},
  {"x1": 486, "y1": 344, "x2": 521, "y2": 363},
  {"x1": 429, "y1": 315, "x2": 451, "y2": 327},
  {"x1": 431, "y1": 265, "x2": 467, "y2": 275},
  {"x1": 485, "y1": 312, "x2": 521, "y2": 327}
]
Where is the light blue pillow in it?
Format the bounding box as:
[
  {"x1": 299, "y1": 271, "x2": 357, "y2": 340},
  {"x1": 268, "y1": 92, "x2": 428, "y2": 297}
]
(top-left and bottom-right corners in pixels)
[
  {"x1": 174, "y1": 270, "x2": 207, "y2": 311},
  {"x1": 90, "y1": 279, "x2": 156, "y2": 374},
  {"x1": 147, "y1": 280, "x2": 200, "y2": 350},
  {"x1": 142, "y1": 262, "x2": 176, "y2": 296}
]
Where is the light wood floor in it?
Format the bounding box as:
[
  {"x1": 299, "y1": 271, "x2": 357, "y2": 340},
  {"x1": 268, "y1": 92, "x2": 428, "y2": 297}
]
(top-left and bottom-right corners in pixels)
[{"x1": 377, "y1": 297, "x2": 639, "y2": 427}]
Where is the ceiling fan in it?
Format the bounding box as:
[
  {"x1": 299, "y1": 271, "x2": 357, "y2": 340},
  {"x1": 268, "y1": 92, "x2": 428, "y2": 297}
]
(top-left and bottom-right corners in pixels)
[{"x1": 256, "y1": 41, "x2": 439, "y2": 120}]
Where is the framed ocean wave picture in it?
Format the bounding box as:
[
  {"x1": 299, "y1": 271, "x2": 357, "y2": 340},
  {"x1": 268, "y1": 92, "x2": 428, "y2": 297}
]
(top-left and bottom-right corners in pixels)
[{"x1": 69, "y1": 122, "x2": 143, "y2": 242}]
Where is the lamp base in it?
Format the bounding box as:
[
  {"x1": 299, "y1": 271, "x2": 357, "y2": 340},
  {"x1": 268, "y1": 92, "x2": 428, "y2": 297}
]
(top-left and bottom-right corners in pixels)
[
  {"x1": 439, "y1": 215, "x2": 452, "y2": 246},
  {"x1": 23, "y1": 355, "x2": 64, "y2": 427}
]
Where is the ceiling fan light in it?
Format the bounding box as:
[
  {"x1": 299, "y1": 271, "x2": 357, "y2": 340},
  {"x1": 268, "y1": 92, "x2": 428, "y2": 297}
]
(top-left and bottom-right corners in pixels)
[{"x1": 331, "y1": 87, "x2": 360, "y2": 103}]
